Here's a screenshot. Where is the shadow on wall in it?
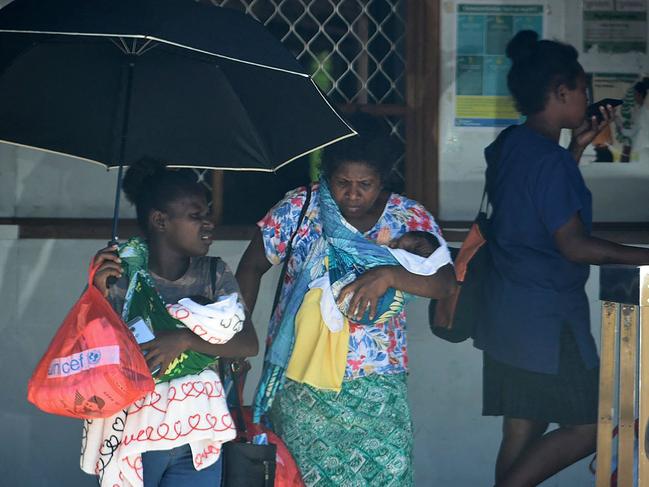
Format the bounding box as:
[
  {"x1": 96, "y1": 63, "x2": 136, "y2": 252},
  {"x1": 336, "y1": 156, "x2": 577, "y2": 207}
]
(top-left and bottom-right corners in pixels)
[
  {"x1": 0, "y1": 239, "x2": 101, "y2": 486},
  {"x1": 12, "y1": 144, "x2": 132, "y2": 219}
]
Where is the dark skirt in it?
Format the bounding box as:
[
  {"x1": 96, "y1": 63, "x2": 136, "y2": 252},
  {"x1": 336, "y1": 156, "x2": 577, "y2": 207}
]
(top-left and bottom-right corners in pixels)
[{"x1": 482, "y1": 328, "x2": 599, "y2": 425}]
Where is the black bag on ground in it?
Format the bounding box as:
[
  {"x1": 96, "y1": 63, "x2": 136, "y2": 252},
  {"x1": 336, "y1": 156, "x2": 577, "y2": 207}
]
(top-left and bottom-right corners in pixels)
[
  {"x1": 221, "y1": 441, "x2": 276, "y2": 487},
  {"x1": 220, "y1": 359, "x2": 277, "y2": 487}
]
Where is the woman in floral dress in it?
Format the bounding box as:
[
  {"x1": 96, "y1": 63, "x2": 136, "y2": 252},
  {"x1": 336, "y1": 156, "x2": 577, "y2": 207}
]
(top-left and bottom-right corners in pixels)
[{"x1": 236, "y1": 114, "x2": 456, "y2": 486}]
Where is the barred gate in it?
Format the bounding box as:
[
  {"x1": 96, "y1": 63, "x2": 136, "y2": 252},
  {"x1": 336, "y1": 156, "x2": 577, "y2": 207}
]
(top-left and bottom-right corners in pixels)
[{"x1": 193, "y1": 0, "x2": 414, "y2": 223}]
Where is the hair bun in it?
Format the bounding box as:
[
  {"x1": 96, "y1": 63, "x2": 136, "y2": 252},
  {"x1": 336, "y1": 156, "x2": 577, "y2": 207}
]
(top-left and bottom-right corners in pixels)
[
  {"x1": 122, "y1": 158, "x2": 166, "y2": 204},
  {"x1": 506, "y1": 30, "x2": 539, "y2": 63}
]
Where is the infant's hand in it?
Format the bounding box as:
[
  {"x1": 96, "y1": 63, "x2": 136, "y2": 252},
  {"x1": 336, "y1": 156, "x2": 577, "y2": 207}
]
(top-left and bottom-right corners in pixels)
[{"x1": 388, "y1": 231, "x2": 438, "y2": 257}]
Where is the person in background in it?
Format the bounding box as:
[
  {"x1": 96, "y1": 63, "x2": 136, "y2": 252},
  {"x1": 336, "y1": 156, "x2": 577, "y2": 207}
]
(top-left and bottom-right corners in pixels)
[
  {"x1": 617, "y1": 77, "x2": 649, "y2": 163},
  {"x1": 475, "y1": 31, "x2": 649, "y2": 487},
  {"x1": 235, "y1": 113, "x2": 456, "y2": 486}
]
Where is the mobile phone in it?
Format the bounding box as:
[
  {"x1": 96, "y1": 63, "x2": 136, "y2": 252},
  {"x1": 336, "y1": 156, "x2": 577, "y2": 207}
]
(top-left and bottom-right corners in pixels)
[
  {"x1": 127, "y1": 317, "x2": 160, "y2": 374},
  {"x1": 127, "y1": 316, "x2": 155, "y2": 344},
  {"x1": 586, "y1": 98, "x2": 623, "y2": 122}
]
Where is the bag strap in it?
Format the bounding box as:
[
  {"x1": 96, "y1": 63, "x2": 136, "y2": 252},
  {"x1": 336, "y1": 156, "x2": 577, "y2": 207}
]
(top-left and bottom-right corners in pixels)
[
  {"x1": 221, "y1": 185, "x2": 312, "y2": 435},
  {"x1": 478, "y1": 186, "x2": 489, "y2": 215},
  {"x1": 211, "y1": 257, "x2": 251, "y2": 439},
  {"x1": 219, "y1": 358, "x2": 249, "y2": 441},
  {"x1": 209, "y1": 256, "x2": 218, "y2": 299},
  {"x1": 480, "y1": 125, "x2": 516, "y2": 216},
  {"x1": 271, "y1": 184, "x2": 312, "y2": 314}
]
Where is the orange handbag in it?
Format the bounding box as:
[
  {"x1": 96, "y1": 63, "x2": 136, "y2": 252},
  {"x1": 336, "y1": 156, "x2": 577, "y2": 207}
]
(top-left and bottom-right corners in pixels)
[{"x1": 429, "y1": 211, "x2": 491, "y2": 342}]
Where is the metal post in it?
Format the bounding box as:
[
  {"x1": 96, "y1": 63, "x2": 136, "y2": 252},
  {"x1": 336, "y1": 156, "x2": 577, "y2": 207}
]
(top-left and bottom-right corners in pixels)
[
  {"x1": 598, "y1": 265, "x2": 649, "y2": 486},
  {"x1": 596, "y1": 301, "x2": 618, "y2": 487},
  {"x1": 639, "y1": 266, "x2": 649, "y2": 484},
  {"x1": 618, "y1": 305, "x2": 638, "y2": 487}
]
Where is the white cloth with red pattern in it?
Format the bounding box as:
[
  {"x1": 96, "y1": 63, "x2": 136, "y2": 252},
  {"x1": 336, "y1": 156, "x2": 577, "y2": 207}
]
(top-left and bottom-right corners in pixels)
[
  {"x1": 166, "y1": 293, "x2": 245, "y2": 344},
  {"x1": 80, "y1": 369, "x2": 236, "y2": 487}
]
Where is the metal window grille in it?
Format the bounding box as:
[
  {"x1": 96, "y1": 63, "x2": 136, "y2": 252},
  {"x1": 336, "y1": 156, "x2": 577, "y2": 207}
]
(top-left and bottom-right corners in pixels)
[{"x1": 194, "y1": 0, "x2": 408, "y2": 203}]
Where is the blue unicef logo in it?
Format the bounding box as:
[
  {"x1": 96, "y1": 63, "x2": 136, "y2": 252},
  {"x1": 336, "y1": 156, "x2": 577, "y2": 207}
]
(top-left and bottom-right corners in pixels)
[{"x1": 87, "y1": 350, "x2": 102, "y2": 364}]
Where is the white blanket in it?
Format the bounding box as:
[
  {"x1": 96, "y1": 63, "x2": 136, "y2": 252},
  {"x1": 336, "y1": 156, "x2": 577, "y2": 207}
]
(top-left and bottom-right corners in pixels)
[
  {"x1": 385, "y1": 244, "x2": 452, "y2": 276},
  {"x1": 166, "y1": 293, "x2": 245, "y2": 344},
  {"x1": 81, "y1": 369, "x2": 236, "y2": 487}
]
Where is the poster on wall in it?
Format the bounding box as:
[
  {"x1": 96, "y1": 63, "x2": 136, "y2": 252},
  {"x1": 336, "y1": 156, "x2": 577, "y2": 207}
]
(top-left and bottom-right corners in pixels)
[
  {"x1": 584, "y1": 72, "x2": 649, "y2": 164},
  {"x1": 455, "y1": 4, "x2": 544, "y2": 127},
  {"x1": 583, "y1": 0, "x2": 647, "y2": 54}
]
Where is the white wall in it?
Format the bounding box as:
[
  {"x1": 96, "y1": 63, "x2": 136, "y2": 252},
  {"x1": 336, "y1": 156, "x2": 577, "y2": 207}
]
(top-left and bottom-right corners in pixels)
[
  {"x1": 0, "y1": 233, "x2": 603, "y2": 486},
  {"x1": 0, "y1": 144, "x2": 134, "y2": 219}
]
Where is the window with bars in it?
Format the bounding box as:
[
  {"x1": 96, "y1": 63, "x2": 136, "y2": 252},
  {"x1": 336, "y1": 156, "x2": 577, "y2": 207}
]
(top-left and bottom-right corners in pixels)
[{"x1": 193, "y1": 0, "x2": 411, "y2": 224}]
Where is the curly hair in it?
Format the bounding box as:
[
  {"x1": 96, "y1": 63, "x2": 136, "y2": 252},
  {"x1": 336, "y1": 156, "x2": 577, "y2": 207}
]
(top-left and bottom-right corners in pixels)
[
  {"x1": 321, "y1": 112, "x2": 398, "y2": 184},
  {"x1": 122, "y1": 158, "x2": 206, "y2": 232}
]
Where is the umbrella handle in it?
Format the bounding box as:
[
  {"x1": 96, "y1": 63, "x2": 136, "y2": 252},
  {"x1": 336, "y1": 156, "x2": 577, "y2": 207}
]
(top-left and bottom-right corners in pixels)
[
  {"x1": 106, "y1": 239, "x2": 120, "y2": 287},
  {"x1": 106, "y1": 163, "x2": 124, "y2": 288}
]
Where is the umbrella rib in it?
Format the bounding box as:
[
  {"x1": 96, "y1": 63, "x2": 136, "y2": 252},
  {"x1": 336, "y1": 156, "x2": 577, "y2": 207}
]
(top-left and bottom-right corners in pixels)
[
  {"x1": 151, "y1": 37, "x2": 310, "y2": 77},
  {"x1": 0, "y1": 139, "x2": 279, "y2": 172},
  {"x1": 0, "y1": 138, "x2": 360, "y2": 174},
  {"x1": 308, "y1": 78, "x2": 357, "y2": 135},
  {"x1": 0, "y1": 139, "x2": 110, "y2": 169},
  {"x1": 109, "y1": 36, "x2": 130, "y2": 55},
  {"x1": 119, "y1": 36, "x2": 130, "y2": 54},
  {"x1": 0, "y1": 29, "x2": 310, "y2": 77},
  {"x1": 270, "y1": 130, "x2": 358, "y2": 173},
  {"x1": 135, "y1": 39, "x2": 155, "y2": 56},
  {"x1": 166, "y1": 164, "x2": 277, "y2": 172}
]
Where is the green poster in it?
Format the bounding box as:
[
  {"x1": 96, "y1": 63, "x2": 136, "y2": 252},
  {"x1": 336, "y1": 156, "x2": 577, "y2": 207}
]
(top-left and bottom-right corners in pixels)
[{"x1": 455, "y1": 4, "x2": 544, "y2": 127}]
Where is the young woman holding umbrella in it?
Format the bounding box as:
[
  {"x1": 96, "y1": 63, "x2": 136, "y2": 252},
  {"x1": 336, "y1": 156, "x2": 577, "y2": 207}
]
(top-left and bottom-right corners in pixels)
[
  {"x1": 475, "y1": 31, "x2": 649, "y2": 487},
  {"x1": 83, "y1": 159, "x2": 258, "y2": 486},
  {"x1": 236, "y1": 114, "x2": 456, "y2": 485}
]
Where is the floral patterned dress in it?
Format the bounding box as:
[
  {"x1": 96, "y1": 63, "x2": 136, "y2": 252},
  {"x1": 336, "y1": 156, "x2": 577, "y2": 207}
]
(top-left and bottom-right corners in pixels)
[{"x1": 258, "y1": 183, "x2": 446, "y2": 487}]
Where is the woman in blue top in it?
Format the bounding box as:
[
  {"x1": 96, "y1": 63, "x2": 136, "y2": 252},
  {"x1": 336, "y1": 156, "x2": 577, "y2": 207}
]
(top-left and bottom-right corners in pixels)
[{"x1": 476, "y1": 30, "x2": 649, "y2": 487}]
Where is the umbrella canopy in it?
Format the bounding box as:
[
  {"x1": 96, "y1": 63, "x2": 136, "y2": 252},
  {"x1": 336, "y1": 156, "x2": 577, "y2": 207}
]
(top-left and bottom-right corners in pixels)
[{"x1": 0, "y1": 0, "x2": 355, "y2": 171}]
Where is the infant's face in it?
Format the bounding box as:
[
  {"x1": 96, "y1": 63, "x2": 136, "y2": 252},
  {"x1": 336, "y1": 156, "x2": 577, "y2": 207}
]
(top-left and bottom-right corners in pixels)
[{"x1": 391, "y1": 231, "x2": 439, "y2": 257}]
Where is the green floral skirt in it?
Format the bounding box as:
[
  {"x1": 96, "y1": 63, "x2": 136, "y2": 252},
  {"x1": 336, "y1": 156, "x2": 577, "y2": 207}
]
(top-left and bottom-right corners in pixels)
[{"x1": 269, "y1": 373, "x2": 413, "y2": 487}]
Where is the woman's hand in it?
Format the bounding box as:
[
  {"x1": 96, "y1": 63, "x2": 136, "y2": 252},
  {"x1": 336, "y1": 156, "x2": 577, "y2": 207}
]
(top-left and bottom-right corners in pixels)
[
  {"x1": 337, "y1": 266, "x2": 393, "y2": 321},
  {"x1": 92, "y1": 244, "x2": 122, "y2": 297},
  {"x1": 140, "y1": 329, "x2": 191, "y2": 378},
  {"x1": 569, "y1": 105, "x2": 616, "y2": 161}
]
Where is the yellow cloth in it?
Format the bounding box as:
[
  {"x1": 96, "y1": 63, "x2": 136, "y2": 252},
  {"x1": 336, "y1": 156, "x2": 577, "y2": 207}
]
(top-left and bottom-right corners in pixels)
[{"x1": 285, "y1": 287, "x2": 349, "y2": 392}]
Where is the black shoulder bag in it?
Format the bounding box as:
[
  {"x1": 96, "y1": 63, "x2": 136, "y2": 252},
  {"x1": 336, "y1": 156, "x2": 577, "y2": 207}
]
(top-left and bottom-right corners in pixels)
[{"x1": 220, "y1": 359, "x2": 277, "y2": 487}]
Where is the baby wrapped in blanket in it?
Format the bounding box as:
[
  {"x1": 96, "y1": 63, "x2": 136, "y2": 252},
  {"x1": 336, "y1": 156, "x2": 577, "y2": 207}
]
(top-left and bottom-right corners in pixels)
[{"x1": 166, "y1": 293, "x2": 245, "y2": 345}]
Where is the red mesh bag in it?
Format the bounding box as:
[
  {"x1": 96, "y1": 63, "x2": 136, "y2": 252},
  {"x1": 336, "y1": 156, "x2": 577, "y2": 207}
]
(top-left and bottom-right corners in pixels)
[{"x1": 27, "y1": 264, "x2": 154, "y2": 419}]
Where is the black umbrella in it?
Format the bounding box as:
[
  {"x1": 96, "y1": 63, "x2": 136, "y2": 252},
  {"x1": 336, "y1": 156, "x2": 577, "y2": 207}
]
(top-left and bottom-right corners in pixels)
[{"x1": 0, "y1": 0, "x2": 355, "y2": 240}]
